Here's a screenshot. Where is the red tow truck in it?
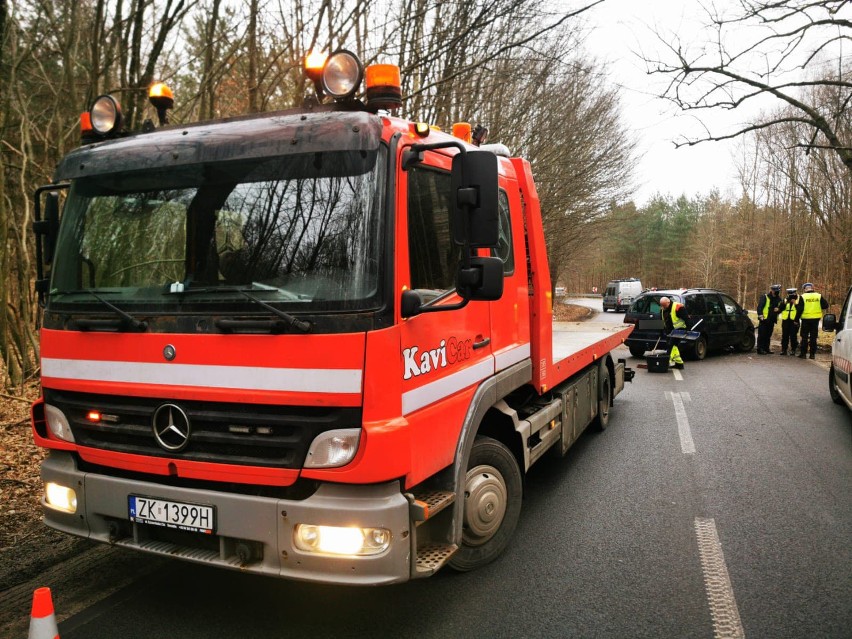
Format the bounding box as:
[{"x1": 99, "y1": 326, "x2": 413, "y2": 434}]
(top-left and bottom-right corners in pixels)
[{"x1": 31, "y1": 51, "x2": 633, "y2": 584}]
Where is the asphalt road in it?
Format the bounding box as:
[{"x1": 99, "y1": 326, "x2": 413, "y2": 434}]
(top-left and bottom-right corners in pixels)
[{"x1": 4, "y1": 319, "x2": 850, "y2": 638}]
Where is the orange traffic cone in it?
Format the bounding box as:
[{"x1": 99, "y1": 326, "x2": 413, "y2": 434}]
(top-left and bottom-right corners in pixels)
[{"x1": 28, "y1": 587, "x2": 60, "y2": 639}]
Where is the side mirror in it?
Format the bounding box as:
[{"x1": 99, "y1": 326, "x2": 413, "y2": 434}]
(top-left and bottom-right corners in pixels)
[
  {"x1": 457, "y1": 256, "x2": 503, "y2": 301},
  {"x1": 35, "y1": 192, "x2": 60, "y2": 264},
  {"x1": 823, "y1": 313, "x2": 837, "y2": 331},
  {"x1": 401, "y1": 290, "x2": 423, "y2": 318},
  {"x1": 450, "y1": 150, "x2": 498, "y2": 248}
]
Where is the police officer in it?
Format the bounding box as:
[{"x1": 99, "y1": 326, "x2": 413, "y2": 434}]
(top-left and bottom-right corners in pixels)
[
  {"x1": 756, "y1": 284, "x2": 782, "y2": 354},
  {"x1": 659, "y1": 296, "x2": 689, "y2": 370},
  {"x1": 778, "y1": 288, "x2": 800, "y2": 355},
  {"x1": 796, "y1": 282, "x2": 829, "y2": 359}
]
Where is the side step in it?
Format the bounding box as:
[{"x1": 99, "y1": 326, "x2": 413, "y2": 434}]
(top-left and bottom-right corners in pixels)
[
  {"x1": 415, "y1": 543, "x2": 458, "y2": 575},
  {"x1": 407, "y1": 489, "x2": 458, "y2": 577},
  {"x1": 410, "y1": 489, "x2": 455, "y2": 525}
]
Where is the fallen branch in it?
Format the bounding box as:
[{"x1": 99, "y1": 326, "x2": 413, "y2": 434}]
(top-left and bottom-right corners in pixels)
[{"x1": 0, "y1": 392, "x2": 33, "y2": 405}]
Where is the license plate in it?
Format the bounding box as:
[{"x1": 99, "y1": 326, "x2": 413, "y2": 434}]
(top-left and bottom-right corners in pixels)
[{"x1": 129, "y1": 495, "x2": 215, "y2": 534}]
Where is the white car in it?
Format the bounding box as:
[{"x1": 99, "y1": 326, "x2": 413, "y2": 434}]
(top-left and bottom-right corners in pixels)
[{"x1": 824, "y1": 285, "x2": 852, "y2": 410}]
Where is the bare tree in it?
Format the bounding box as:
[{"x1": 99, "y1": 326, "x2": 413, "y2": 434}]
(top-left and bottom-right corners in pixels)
[{"x1": 646, "y1": 0, "x2": 852, "y2": 174}]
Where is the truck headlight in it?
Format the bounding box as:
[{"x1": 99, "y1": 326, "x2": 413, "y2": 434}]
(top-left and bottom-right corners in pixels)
[
  {"x1": 45, "y1": 482, "x2": 77, "y2": 513},
  {"x1": 293, "y1": 524, "x2": 390, "y2": 556},
  {"x1": 304, "y1": 428, "x2": 360, "y2": 468},
  {"x1": 44, "y1": 404, "x2": 74, "y2": 443}
]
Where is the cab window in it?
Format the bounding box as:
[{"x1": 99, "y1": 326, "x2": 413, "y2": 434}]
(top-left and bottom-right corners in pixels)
[
  {"x1": 407, "y1": 167, "x2": 458, "y2": 295},
  {"x1": 492, "y1": 190, "x2": 514, "y2": 275}
]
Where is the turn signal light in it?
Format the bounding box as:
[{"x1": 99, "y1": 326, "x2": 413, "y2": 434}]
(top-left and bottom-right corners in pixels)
[{"x1": 452, "y1": 122, "x2": 472, "y2": 143}]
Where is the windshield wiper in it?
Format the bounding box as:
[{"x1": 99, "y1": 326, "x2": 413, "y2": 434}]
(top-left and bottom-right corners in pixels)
[
  {"x1": 171, "y1": 286, "x2": 311, "y2": 333},
  {"x1": 53, "y1": 289, "x2": 148, "y2": 332}
]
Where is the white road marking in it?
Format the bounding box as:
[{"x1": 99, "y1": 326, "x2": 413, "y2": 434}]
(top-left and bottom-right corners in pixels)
[
  {"x1": 669, "y1": 391, "x2": 695, "y2": 454},
  {"x1": 694, "y1": 518, "x2": 746, "y2": 639},
  {"x1": 673, "y1": 369, "x2": 683, "y2": 381}
]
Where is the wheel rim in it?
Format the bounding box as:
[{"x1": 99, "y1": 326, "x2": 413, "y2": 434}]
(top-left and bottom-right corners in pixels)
[
  {"x1": 461, "y1": 464, "x2": 507, "y2": 547},
  {"x1": 696, "y1": 338, "x2": 707, "y2": 359}
]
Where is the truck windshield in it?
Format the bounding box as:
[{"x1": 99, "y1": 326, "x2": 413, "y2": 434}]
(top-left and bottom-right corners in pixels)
[{"x1": 48, "y1": 148, "x2": 386, "y2": 314}]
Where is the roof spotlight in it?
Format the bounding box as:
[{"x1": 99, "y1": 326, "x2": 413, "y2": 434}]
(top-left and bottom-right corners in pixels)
[
  {"x1": 322, "y1": 50, "x2": 364, "y2": 100},
  {"x1": 89, "y1": 95, "x2": 123, "y2": 136}
]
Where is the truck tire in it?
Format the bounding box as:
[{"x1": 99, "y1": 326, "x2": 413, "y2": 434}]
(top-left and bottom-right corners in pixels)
[
  {"x1": 449, "y1": 436, "x2": 522, "y2": 572},
  {"x1": 594, "y1": 366, "x2": 612, "y2": 431},
  {"x1": 830, "y1": 366, "x2": 843, "y2": 405}
]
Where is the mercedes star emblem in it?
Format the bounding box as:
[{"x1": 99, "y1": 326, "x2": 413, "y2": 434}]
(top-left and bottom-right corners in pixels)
[{"x1": 152, "y1": 403, "x2": 191, "y2": 452}]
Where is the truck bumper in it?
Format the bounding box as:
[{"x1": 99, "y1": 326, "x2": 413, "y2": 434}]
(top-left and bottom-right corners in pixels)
[{"x1": 40, "y1": 451, "x2": 412, "y2": 585}]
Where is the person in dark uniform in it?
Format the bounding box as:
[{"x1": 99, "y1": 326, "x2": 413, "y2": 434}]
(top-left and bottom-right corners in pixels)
[
  {"x1": 756, "y1": 284, "x2": 782, "y2": 354},
  {"x1": 796, "y1": 282, "x2": 829, "y2": 359},
  {"x1": 778, "y1": 288, "x2": 800, "y2": 355},
  {"x1": 659, "y1": 296, "x2": 689, "y2": 370}
]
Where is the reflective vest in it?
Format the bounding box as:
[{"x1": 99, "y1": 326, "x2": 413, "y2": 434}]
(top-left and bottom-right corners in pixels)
[
  {"x1": 760, "y1": 294, "x2": 779, "y2": 319},
  {"x1": 669, "y1": 303, "x2": 687, "y2": 329},
  {"x1": 800, "y1": 291, "x2": 823, "y2": 319},
  {"x1": 780, "y1": 302, "x2": 799, "y2": 321}
]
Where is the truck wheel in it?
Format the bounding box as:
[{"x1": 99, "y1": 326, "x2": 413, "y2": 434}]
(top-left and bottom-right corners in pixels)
[
  {"x1": 629, "y1": 345, "x2": 646, "y2": 358},
  {"x1": 449, "y1": 436, "x2": 522, "y2": 572},
  {"x1": 594, "y1": 368, "x2": 612, "y2": 431},
  {"x1": 830, "y1": 366, "x2": 843, "y2": 405}
]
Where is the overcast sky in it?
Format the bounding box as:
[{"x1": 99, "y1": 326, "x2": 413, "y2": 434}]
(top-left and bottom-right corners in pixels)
[{"x1": 583, "y1": 0, "x2": 762, "y2": 205}]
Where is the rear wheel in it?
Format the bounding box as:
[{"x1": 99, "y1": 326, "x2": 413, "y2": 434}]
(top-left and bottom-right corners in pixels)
[
  {"x1": 736, "y1": 328, "x2": 756, "y2": 352},
  {"x1": 689, "y1": 335, "x2": 708, "y2": 361},
  {"x1": 829, "y1": 366, "x2": 844, "y2": 405},
  {"x1": 629, "y1": 345, "x2": 646, "y2": 358},
  {"x1": 449, "y1": 436, "x2": 522, "y2": 572},
  {"x1": 594, "y1": 368, "x2": 612, "y2": 431}
]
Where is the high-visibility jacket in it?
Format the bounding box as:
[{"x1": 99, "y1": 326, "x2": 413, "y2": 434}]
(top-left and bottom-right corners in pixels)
[
  {"x1": 668, "y1": 303, "x2": 687, "y2": 330},
  {"x1": 780, "y1": 301, "x2": 799, "y2": 321},
  {"x1": 800, "y1": 291, "x2": 824, "y2": 319},
  {"x1": 759, "y1": 293, "x2": 781, "y2": 320}
]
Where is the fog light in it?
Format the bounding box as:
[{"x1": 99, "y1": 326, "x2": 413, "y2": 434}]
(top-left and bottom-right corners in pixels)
[
  {"x1": 45, "y1": 482, "x2": 77, "y2": 513},
  {"x1": 293, "y1": 524, "x2": 391, "y2": 556}
]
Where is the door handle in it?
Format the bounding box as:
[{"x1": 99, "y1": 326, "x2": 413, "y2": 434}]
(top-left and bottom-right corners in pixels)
[{"x1": 473, "y1": 337, "x2": 491, "y2": 350}]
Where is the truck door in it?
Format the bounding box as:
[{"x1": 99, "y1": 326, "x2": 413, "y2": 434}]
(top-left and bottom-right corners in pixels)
[{"x1": 398, "y1": 157, "x2": 495, "y2": 477}]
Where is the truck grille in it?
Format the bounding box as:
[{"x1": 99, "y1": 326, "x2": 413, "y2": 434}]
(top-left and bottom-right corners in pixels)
[{"x1": 43, "y1": 389, "x2": 360, "y2": 469}]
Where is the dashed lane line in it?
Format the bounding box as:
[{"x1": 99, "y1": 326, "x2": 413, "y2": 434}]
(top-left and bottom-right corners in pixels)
[
  {"x1": 666, "y1": 390, "x2": 695, "y2": 454},
  {"x1": 695, "y1": 518, "x2": 746, "y2": 639}
]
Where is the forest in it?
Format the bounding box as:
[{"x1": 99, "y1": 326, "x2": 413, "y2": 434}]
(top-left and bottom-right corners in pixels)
[{"x1": 0, "y1": 0, "x2": 849, "y2": 391}]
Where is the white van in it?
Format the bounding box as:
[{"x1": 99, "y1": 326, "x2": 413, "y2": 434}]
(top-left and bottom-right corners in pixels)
[
  {"x1": 824, "y1": 285, "x2": 851, "y2": 411},
  {"x1": 602, "y1": 278, "x2": 643, "y2": 312}
]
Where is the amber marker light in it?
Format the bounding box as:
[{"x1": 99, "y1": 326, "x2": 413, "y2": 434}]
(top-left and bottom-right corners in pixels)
[
  {"x1": 148, "y1": 82, "x2": 174, "y2": 125},
  {"x1": 86, "y1": 411, "x2": 102, "y2": 423},
  {"x1": 452, "y1": 122, "x2": 472, "y2": 143},
  {"x1": 365, "y1": 63, "x2": 402, "y2": 111},
  {"x1": 412, "y1": 122, "x2": 430, "y2": 137},
  {"x1": 305, "y1": 51, "x2": 327, "y2": 77}
]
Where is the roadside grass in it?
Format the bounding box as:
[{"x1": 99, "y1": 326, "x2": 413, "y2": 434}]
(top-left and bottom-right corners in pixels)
[{"x1": 745, "y1": 311, "x2": 834, "y2": 349}]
